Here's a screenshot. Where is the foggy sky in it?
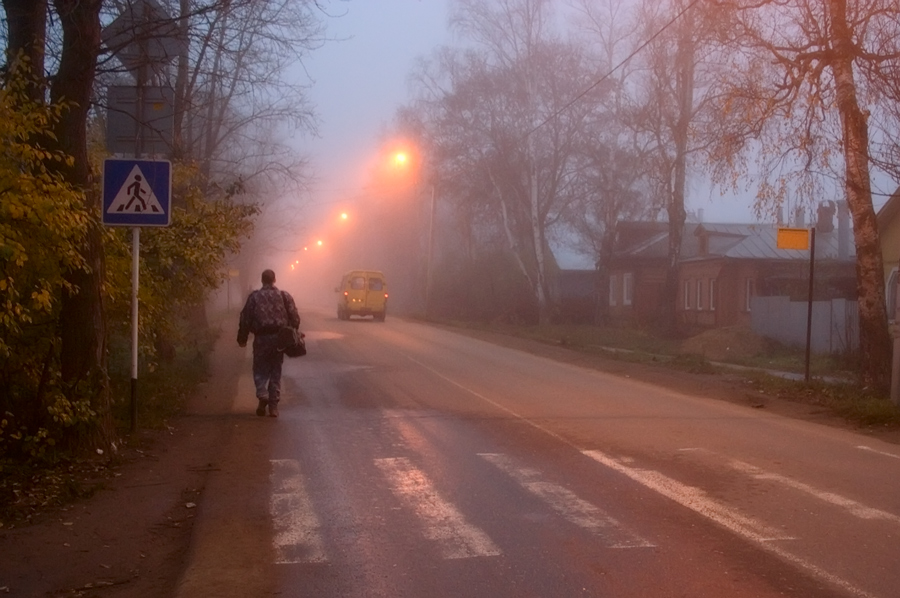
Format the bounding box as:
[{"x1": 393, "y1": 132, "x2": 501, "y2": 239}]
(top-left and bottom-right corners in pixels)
[{"x1": 291, "y1": 0, "x2": 895, "y2": 272}]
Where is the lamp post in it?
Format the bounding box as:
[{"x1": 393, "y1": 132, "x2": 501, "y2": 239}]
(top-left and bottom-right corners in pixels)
[{"x1": 425, "y1": 184, "x2": 436, "y2": 320}]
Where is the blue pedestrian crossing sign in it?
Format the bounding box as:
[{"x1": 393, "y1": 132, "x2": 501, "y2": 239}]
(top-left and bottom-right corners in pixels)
[{"x1": 102, "y1": 159, "x2": 171, "y2": 226}]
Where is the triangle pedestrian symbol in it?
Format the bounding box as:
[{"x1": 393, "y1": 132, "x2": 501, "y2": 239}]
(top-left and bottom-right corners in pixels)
[{"x1": 106, "y1": 165, "x2": 165, "y2": 215}]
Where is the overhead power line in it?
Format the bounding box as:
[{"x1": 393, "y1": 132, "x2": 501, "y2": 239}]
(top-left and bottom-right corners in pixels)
[{"x1": 526, "y1": 0, "x2": 704, "y2": 138}]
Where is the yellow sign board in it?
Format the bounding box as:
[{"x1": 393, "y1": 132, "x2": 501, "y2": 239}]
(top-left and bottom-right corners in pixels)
[{"x1": 777, "y1": 227, "x2": 810, "y2": 250}]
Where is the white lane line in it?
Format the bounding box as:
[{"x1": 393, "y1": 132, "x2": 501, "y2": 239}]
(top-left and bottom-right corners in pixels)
[
  {"x1": 729, "y1": 460, "x2": 900, "y2": 524},
  {"x1": 405, "y1": 356, "x2": 879, "y2": 597},
  {"x1": 374, "y1": 457, "x2": 501, "y2": 560},
  {"x1": 583, "y1": 450, "x2": 792, "y2": 542},
  {"x1": 270, "y1": 459, "x2": 327, "y2": 564},
  {"x1": 583, "y1": 450, "x2": 879, "y2": 598},
  {"x1": 479, "y1": 453, "x2": 653, "y2": 548},
  {"x1": 857, "y1": 445, "x2": 900, "y2": 460}
]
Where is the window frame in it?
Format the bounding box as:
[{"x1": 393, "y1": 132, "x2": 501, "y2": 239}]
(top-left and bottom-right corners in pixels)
[
  {"x1": 623, "y1": 272, "x2": 633, "y2": 306},
  {"x1": 609, "y1": 274, "x2": 618, "y2": 307},
  {"x1": 745, "y1": 278, "x2": 755, "y2": 312}
]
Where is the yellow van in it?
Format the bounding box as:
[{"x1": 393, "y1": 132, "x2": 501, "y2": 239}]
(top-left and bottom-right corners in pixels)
[{"x1": 336, "y1": 270, "x2": 388, "y2": 321}]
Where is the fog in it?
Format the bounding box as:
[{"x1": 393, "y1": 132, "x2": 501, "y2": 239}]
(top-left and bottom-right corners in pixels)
[{"x1": 219, "y1": 0, "x2": 899, "y2": 329}]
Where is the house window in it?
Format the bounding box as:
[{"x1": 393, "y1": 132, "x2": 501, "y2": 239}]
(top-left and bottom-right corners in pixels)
[
  {"x1": 709, "y1": 279, "x2": 717, "y2": 311},
  {"x1": 609, "y1": 274, "x2": 618, "y2": 307},
  {"x1": 623, "y1": 273, "x2": 633, "y2": 306},
  {"x1": 887, "y1": 269, "x2": 899, "y2": 319},
  {"x1": 696, "y1": 280, "x2": 703, "y2": 310},
  {"x1": 683, "y1": 280, "x2": 691, "y2": 310},
  {"x1": 745, "y1": 278, "x2": 755, "y2": 311}
]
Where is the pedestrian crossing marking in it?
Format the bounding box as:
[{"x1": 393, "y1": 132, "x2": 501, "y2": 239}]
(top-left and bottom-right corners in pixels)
[
  {"x1": 269, "y1": 452, "x2": 668, "y2": 565},
  {"x1": 480, "y1": 453, "x2": 654, "y2": 549},
  {"x1": 374, "y1": 456, "x2": 501, "y2": 559},
  {"x1": 106, "y1": 164, "x2": 165, "y2": 215},
  {"x1": 270, "y1": 459, "x2": 327, "y2": 564}
]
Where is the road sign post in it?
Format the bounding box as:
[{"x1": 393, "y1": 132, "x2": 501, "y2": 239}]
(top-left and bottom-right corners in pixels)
[
  {"x1": 103, "y1": 158, "x2": 171, "y2": 430},
  {"x1": 777, "y1": 226, "x2": 815, "y2": 382},
  {"x1": 102, "y1": 0, "x2": 181, "y2": 431}
]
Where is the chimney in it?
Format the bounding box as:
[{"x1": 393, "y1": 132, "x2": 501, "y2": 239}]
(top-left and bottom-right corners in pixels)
[
  {"x1": 837, "y1": 200, "x2": 850, "y2": 260},
  {"x1": 697, "y1": 208, "x2": 704, "y2": 223},
  {"x1": 816, "y1": 200, "x2": 835, "y2": 232},
  {"x1": 794, "y1": 206, "x2": 805, "y2": 228},
  {"x1": 777, "y1": 206, "x2": 784, "y2": 225}
]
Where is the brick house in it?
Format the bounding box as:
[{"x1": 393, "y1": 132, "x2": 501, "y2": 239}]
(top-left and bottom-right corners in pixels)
[
  {"x1": 877, "y1": 186, "x2": 900, "y2": 318},
  {"x1": 608, "y1": 211, "x2": 856, "y2": 330}
]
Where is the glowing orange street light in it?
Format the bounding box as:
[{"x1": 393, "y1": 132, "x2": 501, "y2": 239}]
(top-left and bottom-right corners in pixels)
[
  {"x1": 394, "y1": 152, "x2": 408, "y2": 166},
  {"x1": 340, "y1": 212, "x2": 349, "y2": 221},
  {"x1": 317, "y1": 240, "x2": 323, "y2": 247}
]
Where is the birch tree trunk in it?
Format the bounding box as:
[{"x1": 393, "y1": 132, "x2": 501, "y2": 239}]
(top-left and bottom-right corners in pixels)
[{"x1": 828, "y1": 0, "x2": 891, "y2": 390}]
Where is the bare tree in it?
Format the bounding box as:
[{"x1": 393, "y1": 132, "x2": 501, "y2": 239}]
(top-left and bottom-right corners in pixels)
[
  {"x1": 710, "y1": 0, "x2": 900, "y2": 390},
  {"x1": 608, "y1": 0, "x2": 731, "y2": 333},
  {"x1": 97, "y1": 0, "x2": 323, "y2": 206},
  {"x1": 405, "y1": 0, "x2": 609, "y2": 324},
  {"x1": 566, "y1": 0, "x2": 654, "y2": 323}
]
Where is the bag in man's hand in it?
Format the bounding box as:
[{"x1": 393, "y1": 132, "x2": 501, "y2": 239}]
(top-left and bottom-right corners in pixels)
[{"x1": 278, "y1": 326, "x2": 307, "y2": 357}]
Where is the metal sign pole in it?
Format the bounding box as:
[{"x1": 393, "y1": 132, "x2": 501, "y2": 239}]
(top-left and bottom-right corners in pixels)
[
  {"x1": 130, "y1": 226, "x2": 140, "y2": 431},
  {"x1": 804, "y1": 227, "x2": 816, "y2": 383}
]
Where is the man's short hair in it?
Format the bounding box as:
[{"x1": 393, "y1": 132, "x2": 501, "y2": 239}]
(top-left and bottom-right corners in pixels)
[{"x1": 261, "y1": 269, "x2": 276, "y2": 285}]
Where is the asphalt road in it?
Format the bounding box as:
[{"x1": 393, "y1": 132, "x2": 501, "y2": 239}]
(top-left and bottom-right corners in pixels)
[{"x1": 175, "y1": 309, "x2": 900, "y2": 598}]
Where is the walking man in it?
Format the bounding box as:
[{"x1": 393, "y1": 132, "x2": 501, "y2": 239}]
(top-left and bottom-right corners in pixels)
[{"x1": 237, "y1": 269, "x2": 300, "y2": 417}]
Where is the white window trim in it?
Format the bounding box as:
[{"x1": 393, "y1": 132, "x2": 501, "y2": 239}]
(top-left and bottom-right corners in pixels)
[
  {"x1": 745, "y1": 278, "x2": 754, "y2": 312},
  {"x1": 887, "y1": 268, "x2": 899, "y2": 319},
  {"x1": 623, "y1": 272, "x2": 633, "y2": 306},
  {"x1": 609, "y1": 274, "x2": 618, "y2": 307},
  {"x1": 709, "y1": 279, "x2": 716, "y2": 311},
  {"x1": 683, "y1": 280, "x2": 691, "y2": 310},
  {"x1": 696, "y1": 280, "x2": 703, "y2": 310}
]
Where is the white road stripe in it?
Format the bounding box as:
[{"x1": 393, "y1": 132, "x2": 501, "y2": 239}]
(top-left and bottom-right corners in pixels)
[
  {"x1": 857, "y1": 445, "x2": 900, "y2": 460},
  {"x1": 729, "y1": 460, "x2": 900, "y2": 524},
  {"x1": 584, "y1": 450, "x2": 880, "y2": 598},
  {"x1": 479, "y1": 453, "x2": 653, "y2": 548},
  {"x1": 374, "y1": 457, "x2": 501, "y2": 559},
  {"x1": 583, "y1": 450, "x2": 792, "y2": 542},
  {"x1": 403, "y1": 356, "x2": 879, "y2": 597},
  {"x1": 270, "y1": 459, "x2": 327, "y2": 564}
]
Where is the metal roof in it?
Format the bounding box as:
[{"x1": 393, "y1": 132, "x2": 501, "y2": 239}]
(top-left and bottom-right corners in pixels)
[{"x1": 616, "y1": 221, "x2": 854, "y2": 262}]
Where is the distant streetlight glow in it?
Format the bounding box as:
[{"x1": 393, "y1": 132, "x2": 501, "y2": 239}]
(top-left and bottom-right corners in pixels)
[
  {"x1": 340, "y1": 212, "x2": 349, "y2": 220},
  {"x1": 394, "y1": 152, "x2": 408, "y2": 166},
  {"x1": 317, "y1": 240, "x2": 323, "y2": 246}
]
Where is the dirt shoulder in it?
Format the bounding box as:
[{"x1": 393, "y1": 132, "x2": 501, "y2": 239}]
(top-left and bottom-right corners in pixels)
[
  {"x1": 0, "y1": 337, "x2": 245, "y2": 597},
  {"x1": 1, "y1": 321, "x2": 898, "y2": 597}
]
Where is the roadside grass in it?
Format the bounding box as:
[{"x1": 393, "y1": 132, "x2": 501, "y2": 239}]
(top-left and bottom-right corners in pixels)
[
  {"x1": 438, "y1": 319, "x2": 900, "y2": 429},
  {"x1": 108, "y1": 326, "x2": 217, "y2": 432}
]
